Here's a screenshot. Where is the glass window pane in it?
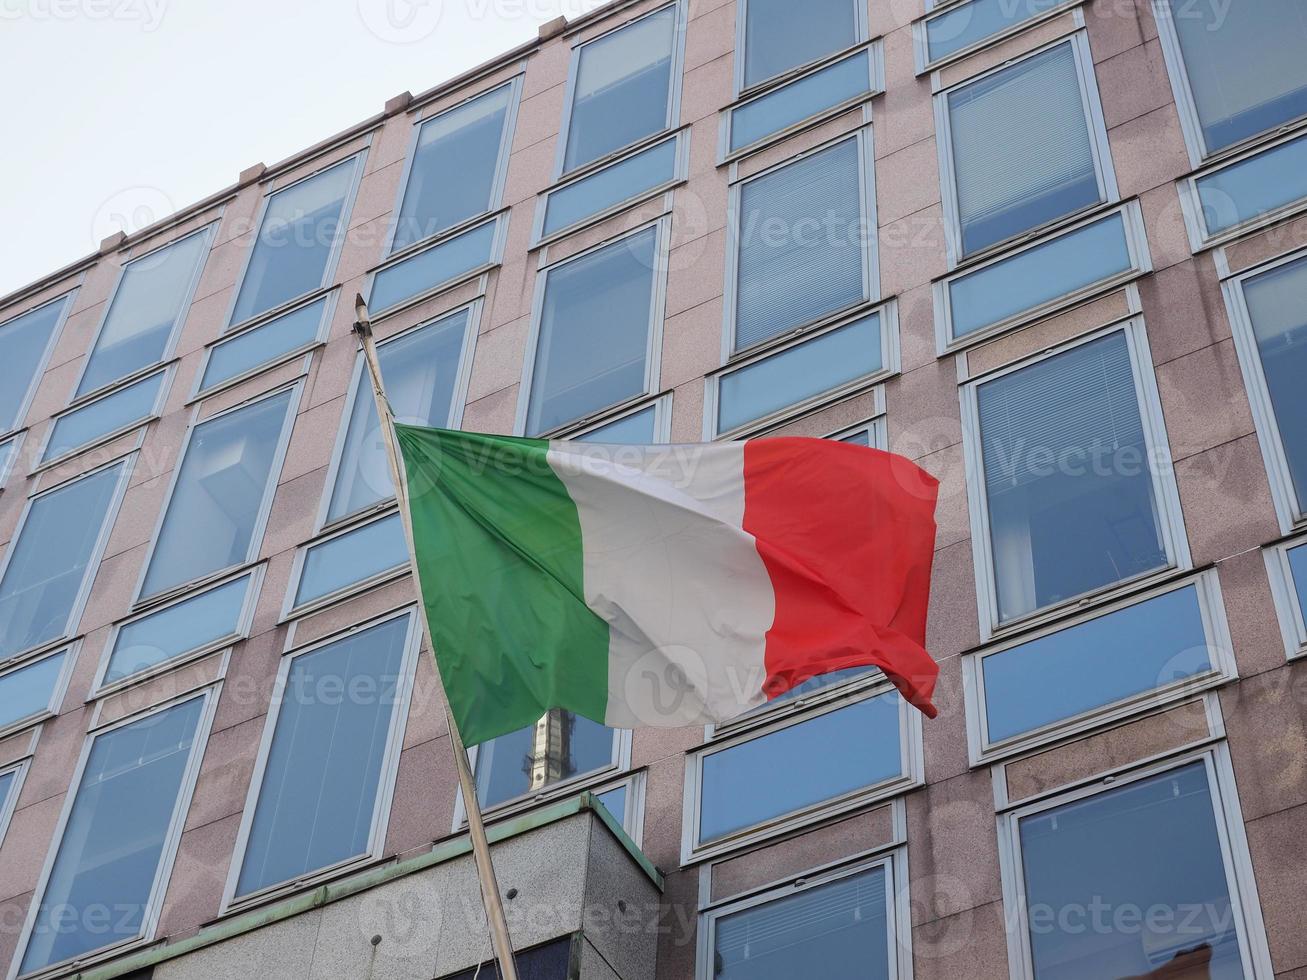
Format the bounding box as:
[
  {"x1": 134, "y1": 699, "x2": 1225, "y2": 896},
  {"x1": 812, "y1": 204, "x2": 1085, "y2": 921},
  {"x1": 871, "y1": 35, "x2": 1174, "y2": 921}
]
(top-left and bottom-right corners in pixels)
[
  {"x1": 230, "y1": 158, "x2": 358, "y2": 326},
  {"x1": 0, "y1": 437, "x2": 16, "y2": 482},
  {"x1": 563, "y1": 5, "x2": 677, "y2": 173},
  {"x1": 1196, "y1": 133, "x2": 1307, "y2": 238},
  {"x1": 926, "y1": 0, "x2": 1067, "y2": 64},
  {"x1": 141, "y1": 389, "x2": 293, "y2": 599},
  {"x1": 594, "y1": 784, "x2": 627, "y2": 823},
  {"x1": 0, "y1": 463, "x2": 124, "y2": 659},
  {"x1": 200, "y1": 297, "x2": 327, "y2": 395},
  {"x1": 19, "y1": 696, "x2": 205, "y2": 975},
  {"x1": 0, "y1": 649, "x2": 67, "y2": 731},
  {"x1": 1165, "y1": 0, "x2": 1307, "y2": 152},
  {"x1": 742, "y1": 0, "x2": 858, "y2": 90},
  {"x1": 838, "y1": 427, "x2": 872, "y2": 447},
  {"x1": 715, "y1": 867, "x2": 889, "y2": 980},
  {"x1": 1019, "y1": 762, "x2": 1246, "y2": 979},
  {"x1": 982, "y1": 585, "x2": 1212, "y2": 744},
  {"x1": 42, "y1": 370, "x2": 165, "y2": 465},
  {"x1": 328, "y1": 310, "x2": 471, "y2": 524},
  {"x1": 236, "y1": 615, "x2": 410, "y2": 897},
  {"x1": 734, "y1": 666, "x2": 874, "y2": 724},
  {"x1": 527, "y1": 227, "x2": 658, "y2": 435},
  {"x1": 370, "y1": 219, "x2": 497, "y2": 314},
  {"x1": 474, "y1": 709, "x2": 616, "y2": 809},
  {"x1": 0, "y1": 769, "x2": 16, "y2": 834},
  {"x1": 718, "y1": 312, "x2": 882, "y2": 433},
  {"x1": 948, "y1": 211, "x2": 1134, "y2": 340},
  {"x1": 573, "y1": 406, "x2": 658, "y2": 444},
  {"x1": 1290, "y1": 543, "x2": 1307, "y2": 617},
  {"x1": 294, "y1": 513, "x2": 408, "y2": 610},
  {"x1": 699, "y1": 693, "x2": 902, "y2": 844},
  {"x1": 543, "y1": 137, "x2": 678, "y2": 238},
  {"x1": 735, "y1": 138, "x2": 866, "y2": 351},
  {"x1": 103, "y1": 574, "x2": 253, "y2": 686},
  {"x1": 78, "y1": 230, "x2": 209, "y2": 396},
  {"x1": 732, "y1": 48, "x2": 872, "y2": 153},
  {"x1": 977, "y1": 332, "x2": 1168, "y2": 622},
  {"x1": 948, "y1": 42, "x2": 1101, "y2": 255},
  {"x1": 393, "y1": 84, "x2": 513, "y2": 251},
  {"x1": 0, "y1": 298, "x2": 63, "y2": 434}
]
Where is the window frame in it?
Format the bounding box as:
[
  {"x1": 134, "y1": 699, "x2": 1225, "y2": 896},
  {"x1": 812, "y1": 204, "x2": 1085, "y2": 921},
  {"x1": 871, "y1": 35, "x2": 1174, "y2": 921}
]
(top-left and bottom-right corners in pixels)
[
  {"x1": 35, "y1": 364, "x2": 174, "y2": 471},
  {"x1": 0, "y1": 757, "x2": 30, "y2": 849},
  {"x1": 933, "y1": 31, "x2": 1118, "y2": 269},
  {"x1": 315, "y1": 299, "x2": 480, "y2": 534},
  {"x1": 221, "y1": 606, "x2": 421, "y2": 912},
  {"x1": 1265, "y1": 535, "x2": 1307, "y2": 661},
  {"x1": 70, "y1": 222, "x2": 216, "y2": 403},
  {"x1": 132, "y1": 381, "x2": 302, "y2": 607},
  {"x1": 0, "y1": 292, "x2": 75, "y2": 441},
  {"x1": 7, "y1": 686, "x2": 219, "y2": 980},
  {"x1": 681, "y1": 679, "x2": 924, "y2": 864},
  {"x1": 996, "y1": 745, "x2": 1275, "y2": 980},
  {"x1": 732, "y1": 0, "x2": 869, "y2": 98},
  {"x1": 0, "y1": 644, "x2": 77, "y2": 739},
  {"x1": 282, "y1": 507, "x2": 409, "y2": 621},
  {"x1": 963, "y1": 570, "x2": 1237, "y2": 765},
  {"x1": 959, "y1": 316, "x2": 1191, "y2": 641},
  {"x1": 588, "y1": 770, "x2": 647, "y2": 847},
  {"x1": 0, "y1": 454, "x2": 134, "y2": 665},
  {"x1": 516, "y1": 216, "x2": 671, "y2": 439},
  {"x1": 558, "y1": 391, "x2": 674, "y2": 443},
  {"x1": 912, "y1": 0, "x2": 1082, "y2": 75},
  {"x1": 224, "y1": 151, "x2": 367, "y2": 332},
  {"x1": 553, "y1": 0, "x2": 689, "y2": 181},
  {"x1": 723, "y1": 125, "x2": 880, "y2": 360},
  {"x1": 1220, "y1": 244, "x2": 1307, "y2": 533}
]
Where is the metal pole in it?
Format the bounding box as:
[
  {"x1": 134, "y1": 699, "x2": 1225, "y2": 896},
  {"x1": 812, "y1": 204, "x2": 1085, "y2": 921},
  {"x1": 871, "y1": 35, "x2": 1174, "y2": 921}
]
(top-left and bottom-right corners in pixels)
[{"x1": 351, "y1": 294, "x2": 520, "y2": 980}]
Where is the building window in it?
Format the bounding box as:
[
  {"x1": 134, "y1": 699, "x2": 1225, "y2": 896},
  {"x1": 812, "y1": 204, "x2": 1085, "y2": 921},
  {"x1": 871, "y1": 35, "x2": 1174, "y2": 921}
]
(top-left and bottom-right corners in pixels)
[
  {"x1": 568, "y1": 394, "x2": 670, "y2": 444},
  {"x1": 1224, "y1": 249, "x2": 1307, "y2": 529},
  {"x1": 738, "y1": 0, "x2": 863, "y2": 92},
  {"x1": 470, "y1": 710, "x2": 624, "y2": 811},
  {"x1": 391, "y1": 81, "x2": 518, "y2": 252},
  {"x1": 522, "y1": 222, "x2": 665, "y2": 436},
  {"x1": 0, "y1": 294, "x2": 71, "y2": 436},
  {"x1": 286, "y1": 511, "x2": 408, "y2": 617},
  {"x1": 704, "y1": 858, "x2": 902, "y2": 980},
  {"x1": 196, "y1": 294, "x2": 333, "y2": 398},
  {"x1": 228, "y1": 154, "x2": 364, "y2": 327},
  {"x1": 1003, "y1": 754, "x2": 1267, "y2": 979},
  {"x1": 937, "y1": 36, "x2": 1113, "y2": 262},
  {"x1": 559, "y1": 3, "x2": 683, "y2": 175},
  {"x1": 228, "y1": 611, "x2": 417, "y2": 903},
  {"x1": 76, "y1": 225, "x2": 213, "y2": 398},
  {"x1": 0, "y1": 459, "x2": 130, "y2": 660},
  {"x1": 1154, "y1": 0, "x2": 1307, "y2": 160},
  {"x1": 138, "y1": 385, "x2": 298, "y2": 601},
  {"x1": 0, "y1": 760, "x2": 26, "y2": 848},
  {"x1": 324, "y1": 305, "x2": 476, "y2": 528},
  {"x1": 40, "y1": 366, "x2": 170, "y2": 467},
  {"x1": 14, "y1": 692, "x2": 213, "y2": 977},
  {"x1": 1182, "y1": 129, "x2": 1307, "y2": 248},
  {"x1": 964, "y1": 323, "x2": 1185, "y2": 630},
  {"x1": 917, "y1": 0, "x2": 1076, "y2": 72},
  {"x1": 728, "y1": 131, "x2": 876, "y2": 355},
  {"x1": 0, "y1": 646, "x2": 72, "y2": 735}
]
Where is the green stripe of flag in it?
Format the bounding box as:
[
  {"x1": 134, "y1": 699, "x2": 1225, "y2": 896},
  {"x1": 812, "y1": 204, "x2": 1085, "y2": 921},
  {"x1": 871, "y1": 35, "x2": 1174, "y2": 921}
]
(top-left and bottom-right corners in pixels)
[{"x1": 394, "y1": 425, "x2": 610, "y2": 745}]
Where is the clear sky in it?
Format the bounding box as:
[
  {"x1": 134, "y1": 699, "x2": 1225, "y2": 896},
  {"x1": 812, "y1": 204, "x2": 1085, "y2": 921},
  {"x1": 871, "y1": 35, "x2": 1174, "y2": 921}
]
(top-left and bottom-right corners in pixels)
[{"x1": 0, "y1": 0, "x2": 609, "y2": 298}]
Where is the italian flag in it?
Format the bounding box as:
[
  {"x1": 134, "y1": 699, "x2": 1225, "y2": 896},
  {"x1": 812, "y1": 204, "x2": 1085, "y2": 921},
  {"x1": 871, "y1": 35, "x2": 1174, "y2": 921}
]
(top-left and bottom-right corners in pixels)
[{"x1": 395, "y1": 426, "x2": 940, "y2": 745}]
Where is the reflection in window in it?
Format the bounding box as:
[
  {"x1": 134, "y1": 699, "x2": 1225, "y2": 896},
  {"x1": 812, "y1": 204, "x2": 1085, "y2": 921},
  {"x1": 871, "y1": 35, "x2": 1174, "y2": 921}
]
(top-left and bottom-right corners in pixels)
[
  {"x1": 1195, "y1": 131, "x2": 1307, "y2": 238},
  {"x1": 1290, "y1": 544, "x2": 1307, "y2": 624},
  {"x1": 0, "y1": 648, "x2": 67, "y2": 732},
  {"x1": 42, "y1": 369, "x2": 165, "y2": 464},
  {"x1": 741, "y1": 0, "x2": 858, "y2": 90},
  {"x1": 731, "y1": 48, "x2": 873, "y2": 154},
  {"x1": 573, "y1": 405, "x2": 659, "y2": 444},
  {"x1": 474, "y1": 709, "x2": 617, "y2": 809},
  {"x1": 925, "y1": 0, "x2": 1067, "y2": 66},
  {"x1": 1018, "y1": 762, "x2": 1247, "y2": 979},
  {"x1": 0, "y1": 296, "x2": 65, "y2": 434},
  {"x1": 543, "y1": 136, "x2": 678, "y2": 239},
  {"x1": 976, "y1": 332, "x2": 1169, "y2": 623},
  {"x1": 199, "y1": 297, "x2": 327, "y2": 395},
  {"x1": 294, "y1": 512, "x2": 408, "y2": 611}
]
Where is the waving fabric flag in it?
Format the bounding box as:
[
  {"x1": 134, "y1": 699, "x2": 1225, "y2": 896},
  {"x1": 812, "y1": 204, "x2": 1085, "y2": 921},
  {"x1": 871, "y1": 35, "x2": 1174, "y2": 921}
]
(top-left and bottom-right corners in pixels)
[{"x1": 395, "y1": 425, "x2": 940, "y2": 745}]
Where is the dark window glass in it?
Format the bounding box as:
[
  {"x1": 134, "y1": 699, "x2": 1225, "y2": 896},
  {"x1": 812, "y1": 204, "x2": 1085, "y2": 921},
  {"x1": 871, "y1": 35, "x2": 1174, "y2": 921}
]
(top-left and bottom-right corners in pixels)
[{"x1": 474, "y1": 709, "x2": 616, "y2": 809}]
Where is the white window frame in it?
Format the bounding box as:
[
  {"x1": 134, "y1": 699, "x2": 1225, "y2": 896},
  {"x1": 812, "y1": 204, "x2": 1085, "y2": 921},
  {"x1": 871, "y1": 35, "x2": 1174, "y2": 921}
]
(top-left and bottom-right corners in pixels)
[
  {"x1": 133, "y1": 381, "x2": 303, "y2": 607},
  {"x1": 70, "y1": 222, "x2": 216, "y2": 403},
  {"x1": 0, "y1": 291, "x2": 75, "y2": 441},
  {"x1": 560, "y1": 391, "x2": 674, "y2": 443},
  {"x1": 963, "y1": 570, "x2": 1237, "y2": 765},
  {"x1": 682, "y1": 679, "x2": 924, "y2": 864},
  {"x1": 933, "y1": 199, "x2": 1152, "y2": 354},
  {"x1": 913, "y1": 0, "x2": 1082, "y2": 75},
  {"x1": 733, "y1": 0, "x2": 869, "y2": 98},
  {"x1": 0, "y1": 454, "x2": 135, "y2": 664},
  {"x1": 35, "y1": 364, "x2": 174, "y2": 471},
  {"x1": 723, "y1": 125, "x2": 880, "y2": 360},
  {"x1": 697, "y1": 848, "x2": 912, "y2": 980},
  {"x1": 0, "y1": 757, "x2": 30, "y2": 849},
  {"x1": 553, "y1": 0, "x2": 689, "y2": 181},
  {"x1": 316, "y1": 299, "x2": 480, "y2": 534},
  {"x1": 224, "y1": 151, "x2": 367, "y2": 332},
  {"x1": 706, "y1": 301, "x2": 897, "y2": 439},
  {"x1": 1221, "y1": 245, "x2": 1307, "y2": 533},
  {"x1": 933, "y1": 31, "x2": 1118, "y2": 269},
  {"x1": 959, "y1": 316, "x2": 1191, "y2": 641},
  {"x1": 91, "y1": 564, "x2": 265, "y2": 698},
  {"x1": 0, "y1": 644, "x2": 78, "y2": 739},
  {"x1": 221, "y1": 606, "x2": 421, "y2": 912},
  {"x1": 384, "y1": 76, "x2": 523, "y2": 257},
  {"x1": 588, "y1": 770, "x2": 648, "y2": 847},
  {"x1": 997, "y1": 744, "x2": 1275, "y2": 980},
  {"x1": 516, "y1": 216, "x2": 671, "y2": 438},
  {"x1": 1265, "y1": 535, "x2": 1307, "y2": 661},
  {"x1": 282, "y1": 507, "x2": 409, "y2": 621},
  {"x1": 6, "y1": 685, "x2": 219, "y2": 980}
]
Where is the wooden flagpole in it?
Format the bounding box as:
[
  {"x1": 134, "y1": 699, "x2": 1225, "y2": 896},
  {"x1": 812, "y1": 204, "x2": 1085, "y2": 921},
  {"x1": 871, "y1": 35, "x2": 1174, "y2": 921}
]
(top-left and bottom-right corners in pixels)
[{"x1": 351, "y1": 294, "x2": 520, "y2": 980}]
